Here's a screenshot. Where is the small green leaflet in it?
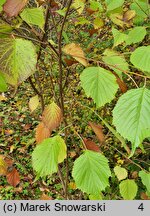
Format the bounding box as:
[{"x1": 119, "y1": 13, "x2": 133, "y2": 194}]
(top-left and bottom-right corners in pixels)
[
  {"x1": 72, "y1": 150, "x2": 111, "y2": 195},
  {"x1": 102, "y1": 49, "x2": 129, "y2": 77},
  {"x1": 112, "y1": 27, "x2": 128, "y2": 47},
  {"x1": 119, "y1": 179, "x2": 138, "y2": 200},
  {"x1": 72, "y1": 0, "x2": 85, "y2": 15},
  {"x1": 130, "y1": 46, "x2": 150, "y2": 75},
  {"x1": 90, "y1": 0, "x2": 103, "y2": 11},
  {"x1": 125, "y1": 27, "x2": 147, "y2": 46},
  {"x1": 80, "y1": 67, "x2": 119, "y2": 107},
  {"x1": 113, "y1": 88, "x2": 150, "y2": 155},
  {"x1": 32, "y1": 136, "x2": 67, "y2": 177},
  {"x1": 139, "y1": 170, "x2": 150, "y2": 194},
  {"x1": 0, "y1": 38, "x2": 37, "y2": 86},
  {"x1": 20, "y1": 7, "x2": 45, "y2": 30},
  {"x1": 114, "y1": 166, "x2": 128, "y2": 181}
]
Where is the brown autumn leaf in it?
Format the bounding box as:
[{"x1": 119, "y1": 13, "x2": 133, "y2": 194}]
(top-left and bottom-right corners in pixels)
[
  {"x1": 88, "y1": 122, "x2": 105, "y2": 144},
  {"x1": 64, "y1": 58, "x2": 78, "y2": 66},
  {"x1": 40, "y1": 193, "x2": 53, "y2": 200},
  {"x1": 123, "y1": 10, "x2": 136, "y2": 22},
  {"x1": 83, "y1": 138, "x2": 100, "y2": 152},
  {"x1": 63, "y1": 43, "x2": 88, "y2": 67},
  {"x1": 0, "y1": 155, "x2": 8, "y2": 176},
  {"x1": 3, "y1": 0, "x2": 28, "y2": 17},
  {"x1": 87, "y1": 28, "x2": 99, "y2": 36},
  {"x1": 141, "y1": 192, "x2": 150, "y2": 200},
  {"x1": 116, "y1": 77, "x2": 127, "y2": 93},
  {"x1": 4, "y1": 157, "x2": 14, "y2": 167},
  {"x1": 86, "y1": 7, "x2": 96, "y2": 15},
  {"x1": 42, "y1": 101, "x2": 62, "y2": 131},
  {"x1": 6, "y1": 167, "x2": 20, "y2": 187},
  {"x1": 35, "y1": 122, "x2": 51, "y2": 144}
]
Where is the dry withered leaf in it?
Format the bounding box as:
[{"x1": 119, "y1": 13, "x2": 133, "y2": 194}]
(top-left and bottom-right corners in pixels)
[
  {"x1": 35, "y1": 122, "x2": 51, "y2": 144},
  {"x1": 83, "y1": 138, "x2": 100, "y2": 152},
  {"x1": 88, "y1": 122, "x2": 105, "y2": 144},
  {"x1": 141, "y1": 192, "x2": 150, "y2": 200},
  {"x1": 42, "y1": 101, "x2": 62, "y2": 131},
  {"x1": 64, "y1": 58, "x2": 78, "y2": 66},
  {"x1": 6, "y1": 167, "x2": 20, "y2": 187},
  {"x1": 63, "y1": 43, "x2": 88, "y2": 67},
  {"x1": 40, "y1": 193, "x2": 53, "y2": 200},
  {"x1": 3, "y1": 0, "x2": 28, "y2": 17},
  {"x1": 116, "y1": 77, "x2": 127, "y2": 93}
]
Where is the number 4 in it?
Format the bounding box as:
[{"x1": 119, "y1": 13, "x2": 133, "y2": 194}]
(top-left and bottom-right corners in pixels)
[{"x1": 138, "y1": 203, "x2": 144, "y2": 211}]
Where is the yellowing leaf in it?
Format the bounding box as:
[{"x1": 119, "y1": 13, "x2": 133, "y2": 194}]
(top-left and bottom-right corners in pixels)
[
  {"x1": 123, "y1": 10, "x2": 136, "y2": 22},
  {"x1": 29, "y1": 95, "x2": 39, "y2": 112},
  {"x1": 3, "y1": 0, "x2": 28, "y2": 17},
  {"x1": 35, "y1": 122, "x2": 51, "y2": 144},
  {"x1": 93, "y1": 17, "x2": 104, "y2": 29},
  {"x1": 0, "y1": 155, "x2": 7, "y2": 176},
  {"x1": 72, "y1": 0, "x2": 86, "y2": 15},
  {"x1": 63, "y1": 43, "x2": 88, "y2": 67},
  {"x1": 42, "y1": 102, "x2": 62, "y2": 131},
  {"x1": 114, "y1": 166, "x2": 128, "y2": 181}
]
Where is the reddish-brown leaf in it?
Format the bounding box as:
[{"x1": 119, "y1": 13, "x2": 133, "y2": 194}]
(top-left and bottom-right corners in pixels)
[
  {"x1": 83, "y1": 138, "x2": 100, "y2": 152},
  {"x1": 87, "y1": 28, "x2": 99, "y2": 36},
  {"x1": 6, "y1": 167, "x2": 20, "y2": 187},
  {"x1": 88, "y1": 122, "x2": 105, "y2": 144},
  {"x1": 3, "y1": 0, "x2": 28, "y2": 17},
  {"x1": 42, "y1": 102, "x2": 62, "y2": 131},
  {"x1": 4, "y1": 157, "x2": 14, "y2": 167},
  {"x1": 116, "y1": 77, "x2": 127, "y2": 93},
  {"x1": 35, "y1": 122, "x2": 51, "y2": 144},
  {"x1": 86, "y1": 8, "x2": 96, "y2": 15},
  {"x1": 64, "y1": 58, "x2": 78, "y2": 66},
  {"x1": 140, "y1": 192, "x2": 150, "y2": 200}
]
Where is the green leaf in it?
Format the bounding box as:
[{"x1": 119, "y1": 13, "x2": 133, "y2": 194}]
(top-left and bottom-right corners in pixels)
[
  {"x1": 112, "y1": 27, "x2": 128, "y2": 47},
  {"x1": 72, "y1": 150, "x2": 111, "y2": 194},
  {"x1": 114, "y1": 166, "x2": 128, "y2": 181},
  {"x1": 125, "y1": 27, "x2": 147, "y2": 46},
  {"x1": 20, "y1": 7, "x2": 45, "y2": 30},
  {"x1": 139, "y1": 170, "x2": 150, "y2": 193},
  {"x1": 113, "y1": 88, "x2": 150, "y2": 154},
  {"x1": 0, "y1": 0, "x2": 6, "y2": 12},
  {"x1": 130, "y1": 0, "x2": 149, "y2": 24},
  {"x1": 102, "y1": 49, "x2": 129, "y2": 77},
  {"x1": 80, "y1": 67, "x2": 119, "y2": 107},
  {"x1": 32, "y1": 136, "x2": 67, "y2": 177},
  {"x1": 0, "y1": 38, "x2": 37, "y2": 86},
  {"x1": 90, "y1": 0, "x2": 103, "y2": 11},
  {"x1": 119, "y1": 179, "x2": 138, "y2": 200},
  {"x1": 106, "y1": 0, "x2": 124, "y2": 12},
  {"x1": 56, "y1": 8, "x2": 66, "y2": 17},
  {"x1": 75, "y1": 17, "x2": 90, "y2": 26},
  {"x1": 0, "y1": 73, "x2": 7, "y2": 92},
  {"x1": 130, "y1": 46, "x2": 150, "y2": 74}
]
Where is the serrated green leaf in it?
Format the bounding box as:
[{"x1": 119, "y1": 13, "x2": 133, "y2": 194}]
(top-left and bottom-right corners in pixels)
[
  {"x1": 106, "y1": 0, "x2": 124, "y2": 12},
  {"x1": 89, "y1": 193, "x2": 103, "y2": 200},
  {"x1": 119, "y1": 179, "x2": 138, "y2": 200},
  {"x1": 112, "y1": 27, "x2": 128, "y2": 47},
  {"x1": 125, "y1": 27, "x2": 147, "y2": 46},
  {"x1": 114, "y1": 166, "x2": 128, "y2": 181},
  {"x1": 32, "y1": 136, "x2": 67, "y2": 177},
  {"x1": 130, "y1": 46, "x2": 150, "y2": 74},
  {"x1": 139, "y1": 170, "x2": 150, "y2": 193},
  {"x1": 80, "y1": 67, "x2": 119, "y2": 107},
  {"x1": 113, "y1": 88, "x2": 150, "y2": 154},
  {"x1": 72, "y1": 150, "x2": 111, "y2": 194},
  {"x1": 0, "y1": 38, "x2": 37, "y2": 86},
  {"x1": 102, "y1": 49, "x2": 129, "y2": 77},
  {"x1": 0, "y1": 73, "x2": 7, "y2": 92},
  {"x1": 20, "y1": 7, "x2": 45, "y2": 30}
]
